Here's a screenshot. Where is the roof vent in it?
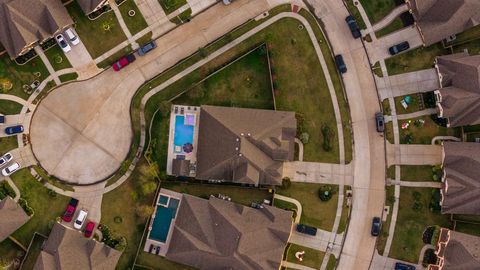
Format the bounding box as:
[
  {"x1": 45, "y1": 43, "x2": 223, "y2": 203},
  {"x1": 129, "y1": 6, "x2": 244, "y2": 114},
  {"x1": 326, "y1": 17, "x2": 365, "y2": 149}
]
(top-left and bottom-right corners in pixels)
[
  {"x1": 247, "y1": 133, "x2": 251, "y2": 136},
  {"x1": 240, "y1": 133, "x2": 244, "y2": 136},
  {"x1": 236, "y1": 138, "x2": 240, "y2": 142},
  {"x1": 239, "y1": 153, "x2": 243, "y2": 156},
  {"x1": 235, "y1": 147, "x2": 239, "y2": 151}
]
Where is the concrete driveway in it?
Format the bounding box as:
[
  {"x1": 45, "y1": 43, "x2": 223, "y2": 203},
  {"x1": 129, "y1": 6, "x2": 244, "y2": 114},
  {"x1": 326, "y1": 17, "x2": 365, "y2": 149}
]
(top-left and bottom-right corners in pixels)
[
  {"x1": 376, "y1": 68, "x2": 439, "y2": 100},
  {"x1": 63, "y1": 30, "x2": 101, "y2": 79},
  {"x1": 283, "y1": 161, "x2": 354, "y2": 185},
  {"x1": 386, "y1": 143, "x2": 442, "y2": 167},
  {"x1": 366, "y1": 26, "x2": 423, "y2": 63}
]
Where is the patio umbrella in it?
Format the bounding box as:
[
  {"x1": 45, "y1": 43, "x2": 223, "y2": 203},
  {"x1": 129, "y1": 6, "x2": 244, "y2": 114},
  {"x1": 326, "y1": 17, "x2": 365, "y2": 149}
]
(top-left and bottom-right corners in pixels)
[{"x1": 183, "y1": 143, "x2": 193, "y2": 153}]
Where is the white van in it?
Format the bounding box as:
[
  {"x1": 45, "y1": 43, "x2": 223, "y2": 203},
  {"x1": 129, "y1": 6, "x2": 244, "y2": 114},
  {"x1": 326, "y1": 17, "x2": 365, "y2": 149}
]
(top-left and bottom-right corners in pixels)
[
  {"x1": 74, "y1": 209, "x2": 88, "y2": 229},
  {"x1": 65, "y1": 28, "x2": 80, "y2": 46}
]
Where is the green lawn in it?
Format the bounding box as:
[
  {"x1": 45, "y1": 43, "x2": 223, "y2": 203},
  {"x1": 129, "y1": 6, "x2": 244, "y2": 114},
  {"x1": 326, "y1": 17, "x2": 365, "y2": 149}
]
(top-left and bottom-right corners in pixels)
[
  {"x1": 359, "y1": 0, "x2": 397, "y2": 24},
  {"x1": 136, "y1": 252, "x2": 196, "y2": 270},
  {"x1": 454, "y1": 222, "x2": 480, "y2": 237},
  {"x1": 170, "y1": 9, "x2": 192, "y2": 24},
  {"x1": 118, "y1": 0, "x2": 148, "y2": 35},
  {"x1": 59, "y1": 72, "x2": 79, "y2": 83},
  {"x1": 398, "y1": 115, "x2": 460, "y2": 144},
  {"x1": 274, "y1": 198, "x2": 297, "y2": 220},
  {"x1": 390, "y1": 187, "x2": 451, "y2": 263},
  {"x1": 20, "y1": 233, "x2": 46, "y2": 270},
  {"x1": 376, "y1": 185, "x2": 394, "y2": 255},
  {"x1": 385, "y1": 42, "x2": 448, "y2": 75},
  {"x1": 276, "y1": 183, "x2": 339, "y2": 231},
  {"x1": 0, "y1": 99, "x2": 23, "y2": 115},
  {"x1": 382, "y1": 99, "x2": 391, "y2": 115},
  {"x1": 158, "y1": 0, "x2": 187, "y2": 14},
  {"x1": 97, "y1": 45, "x2": 133, "y2": 69},
  {"x1": 375, "y1": 16, "x2": 404, "y2": 38},
  {"x1": 43, "y1": 45, "x2": 72, "y2": 71},
  {"x1": 386, "y1": 165, "x2": 395, "y2": 179},
  {"x1": 66, "y1": 1, "x2": 127, "y2": 59},
  {"x1": 446, "y1": 24, "x2": 480, "y2": 47},
  {"x1": 394, "y1": 94, "x2": 422, "y2": 114},
  {"x1": 136, "y1": 32, "x2": 153, "y2": 46},
  {"x1": 163, "y1": 181, "x2": 272, "y2": 206},
  {"x1": 0, "y1": 53, "x2": 50, "y2": 100},
  {"x1": 286, "y1": 243, "x2": 325, "y2": 269},
  {"x1": 385, "y1": 121, "x2": 394, "y2": 144},
  {"x1": 10, "y1": 169, "x2": 70, "y2": 246},
  {"x1": 0, "y1": 238, "x2": 25, "y2": 267},
  {"x1": 0, "y1": 136, "x2": 18, "y2": 154},
  {"x1": 337, "y1": 186, "x2": 351, "y2": 234},
  {"x1": 400, "y1": 165, "x2": 438, "y2": 181}
]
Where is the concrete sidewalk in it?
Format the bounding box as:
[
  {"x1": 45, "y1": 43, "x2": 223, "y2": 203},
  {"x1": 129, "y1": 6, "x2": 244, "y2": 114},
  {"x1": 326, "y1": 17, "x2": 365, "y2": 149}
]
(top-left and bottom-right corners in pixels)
[
  {"x1": 387, "y1": 179, "x2": 442, "y2": 188},
  {"x1": 371, "y1": 4, "x2": 408, "y2": 32}
]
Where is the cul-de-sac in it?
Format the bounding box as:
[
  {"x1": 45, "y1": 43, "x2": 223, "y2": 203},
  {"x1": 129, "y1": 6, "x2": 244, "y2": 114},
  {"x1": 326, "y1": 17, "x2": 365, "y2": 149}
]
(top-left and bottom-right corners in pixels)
[{"x1": 0, "y1": 0, "x2": 479, "y2": 269}]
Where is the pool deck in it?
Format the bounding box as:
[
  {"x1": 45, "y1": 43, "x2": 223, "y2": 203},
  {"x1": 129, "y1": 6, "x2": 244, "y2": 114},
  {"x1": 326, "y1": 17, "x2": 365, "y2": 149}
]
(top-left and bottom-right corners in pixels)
[
  {"x1": 143, "y1": 189, "x2": 183, "y2": 256},
  {"x1": 166, "y1": 105, "x2": 200, "y2": 176}
]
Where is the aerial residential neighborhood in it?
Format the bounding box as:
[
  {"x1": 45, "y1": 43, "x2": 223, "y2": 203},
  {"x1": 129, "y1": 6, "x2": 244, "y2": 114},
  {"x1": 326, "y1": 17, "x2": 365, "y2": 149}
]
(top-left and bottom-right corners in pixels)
[{"x1": 0, "y1": 0, "x2": 479, "y2": 269}]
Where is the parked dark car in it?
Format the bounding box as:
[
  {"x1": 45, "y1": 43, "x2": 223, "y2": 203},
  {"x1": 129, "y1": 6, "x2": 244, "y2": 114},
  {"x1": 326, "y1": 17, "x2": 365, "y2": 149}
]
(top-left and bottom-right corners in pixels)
[
  {"x1": 334, "y1": 54, "x2": 347, "y2": 74},
  {"x1": 0, "y1": 114, "x2": 5, "y2": 125},
  {"x1": 296, "y1": 224, "x2": 317, "y2": 236},
  {"x1": 395, "y1": 262, "x2": 416, "y2": 270},
  {"x1": 375, "y1": 112, "x2": 385, "y2": 132},
  {"x1": 371, "y1": 217, "x2": 381, "y2": 236},
  {"x1": 84, "y1": 221, "x2": 95, "y2": 238},
  {"x1": 112, "y1": 54, "x2": 136, "y2": 71},
  {"x1": 345, "y1": 15, "x2": 361, "y2": 39},
  {"x1": 388, "y1": 41, "x2": 410, "y2": 55},
  {"x1": 62, "y1": 198, "x2": 79, "y2": 222},
  {"x1": 138, "y1": 41, "x2": 157, "y2": 56},
  {"x1": 4, "y1": 125, "x2": 23, "y2": 135}
]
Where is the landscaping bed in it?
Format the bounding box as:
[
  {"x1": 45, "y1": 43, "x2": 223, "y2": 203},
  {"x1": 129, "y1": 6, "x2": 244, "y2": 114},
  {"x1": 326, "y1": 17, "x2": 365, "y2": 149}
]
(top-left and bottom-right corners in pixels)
[
  {"x1": 286, "y1": 243, "x2": 325, "y2": 269},
  {"x1": 43, "y1": 45, "x2": 72, "y2": 71},
  {"x1": 118, "y1": 0, "x2": 148, "y2": 35}
]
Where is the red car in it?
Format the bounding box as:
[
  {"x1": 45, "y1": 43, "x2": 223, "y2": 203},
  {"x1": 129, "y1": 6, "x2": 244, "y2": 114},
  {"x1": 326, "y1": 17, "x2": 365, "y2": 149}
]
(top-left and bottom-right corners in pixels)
[
  {"x1": 62, "y1": 198, "x2": 79, "y2": 222},
  {"x1": 84, "y1": 221, "x2": 95, "y2": 238},
  {"x1": 112, "y1": 54, "x2": 136, "y2": 71}
]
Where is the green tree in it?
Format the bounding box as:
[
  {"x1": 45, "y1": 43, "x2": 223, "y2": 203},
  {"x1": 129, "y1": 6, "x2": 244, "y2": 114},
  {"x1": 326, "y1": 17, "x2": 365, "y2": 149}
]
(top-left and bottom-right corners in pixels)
[{"x1": 136, "y1": 205, "x2": 154, "y2": 218}]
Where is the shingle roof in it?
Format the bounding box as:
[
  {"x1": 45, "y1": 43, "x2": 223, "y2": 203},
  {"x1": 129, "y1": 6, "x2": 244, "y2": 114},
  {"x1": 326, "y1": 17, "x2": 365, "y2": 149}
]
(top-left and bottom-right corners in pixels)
[
  {"x1": 0, "y1": 0, "x2": 73, "y2": 58},
  {"x1": 34, "y1": 223, "x2": 122, "y2": 270},
  {"x1": 409, "y1": 0, "x2": 480, "y2": 45},
  {"x1": 195, "y1": 105, "x2": 296, "y2": 186},
  {"x1": 437, "y1": 53, "x2": 480, "y2": 127},
  {"x1": 442, "y1": 230, "x2": 480, "y2": 270},
  {"x1": 0, "y1": 196, "x2": 30, "y2": 242},
  {"x1": 165, "y1": 193, "x2": 292, "y2": 270},
  {"x1": 441, "y1": 142, "x2": 480, "y2": 215},
  {"x1": 77, "y1": 0, "x2": 106, "y2": 15}
]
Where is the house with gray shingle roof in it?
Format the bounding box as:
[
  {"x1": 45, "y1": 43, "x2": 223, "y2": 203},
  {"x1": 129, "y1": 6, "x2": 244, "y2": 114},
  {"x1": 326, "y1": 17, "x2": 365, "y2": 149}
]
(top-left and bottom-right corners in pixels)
[
  {"x1": 440, "y1": 142, "x2": 480, "y2": 215},
  {"x1": 33, "y1": 223, "x2": 122, "y2": 270},
  {"x1": 0, "y1": 0, "x2": 73, "y2": 58},
  {"x1": 434, "y1": 52, "x2": 480, "y2": 127},
  {"x1": 0, "y1": 196, "x2": 30, "y2": 242},
  {"x1": 405, "y1": 0, "x2": 480, "y2": 46},
  {"x1": 194, "y1": 105, "x2": 296, "y2": 186},
  {"x1": 77, "y1": 0, "x2": 109, "y2": 15},
  {"x1": 164, "y1": 192, "x2": 293, "y2": 270}
]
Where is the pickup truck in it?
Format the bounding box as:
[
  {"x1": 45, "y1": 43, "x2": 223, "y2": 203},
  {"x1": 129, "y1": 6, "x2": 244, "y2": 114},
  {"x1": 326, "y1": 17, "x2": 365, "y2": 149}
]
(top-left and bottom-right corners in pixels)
[
  {"x1": 112, "y1": 53, "x2": 136, "y2": 71},
  {"x1": 62, "y1": 198, "x2": 79, "y2": 222}
]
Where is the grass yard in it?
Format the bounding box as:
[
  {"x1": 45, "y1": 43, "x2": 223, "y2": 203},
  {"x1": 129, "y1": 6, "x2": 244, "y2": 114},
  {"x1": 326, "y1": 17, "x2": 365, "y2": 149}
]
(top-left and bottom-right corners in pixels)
[
  {"x1": 274, "y1": 198, "x2": 297, "y2": 220},
  {"x1": 286, "y1": 243, "x2": 325, "y2": 269},
  {"x1": 394, "y1": 94, "x2": 422, "y2": 114},
  {"x1": 446, "y1": 24, "x2": 480, "y2": 47},
  {"x1": 326, "y1": 254, "x2": 336, "y2": 270},
  {"x1": 136, "y1": 252, "x2": 196, "y2": 270},
  {"x1": 0, "y1": 238, "x2": 25, "y2": 267},
  {"x1": 454, "y1": 222, "x2": 480, "y2": 237},
  {"x1": 10, "y1": 169, "x2": 70, "y2": 246},
  {"x1": 390, "y1": 187, "x2": 451, "y2": 263},
  {"x1": 136, "y1": 32, "x2": 153, "y2": 46},
  {"x1": 375, "y1": 16, "x2": 404, "y2": 38},
  {"x1": 276, "y1": 183, "x2": 339, "y2": 231},
  {"x1": 170, "y1": 9, "x2": 192, "y2": 24},
  {"x1": 97, "y1": 45, "x2": 133, "y2": 69},
  {"x1": 0, "y1": 99, "x2": 23, "y2": 115},
  {"x1": 359, "y1": 0, "x2": 397, "y2": 24},
  {"x1": 385, "y1": 42, "x2": 448, "y2": 75},
  {"x1": 66, "y1": 1, "x2": 127, "y2": 59},
  {"x1": 0, "y1": 136, "x2": 18, "y2": 154},
  {"x1": 398, "y1": 115, "x2": 460, "y2": 144},
  {"x1": 43, "y1": 45, "x2": 72, "y2": 71},
  {"x1": 162, "y1": 181, "x2": 272, "y2": 206},
  {"x1": 158, "y1": 0, "x2": 187, "y2": 14},
  {"x1": 59, "y1": 73, "x2": 79, "y2": 83},
  {"x1": 382, "y1": 99, "x2": 391, "y2": 115},
  {"x1": 400, "y1": 165, "x2": 438, "y2": 181},
  {"x1": 385, "y1": 121, "x2": 394, "y2": 144},
  {"x1": 20, "y1": 234, "x2": 46, "y2": 270},
  {"x1": 118, "y1": 0, "x2": 148, "y2": 35},
  {"x1": 376, "y1": 185, "x2": 394, "y2": 255},
  {"x1": 337, "y1": 186, "x2": 351, "y2": 234},
  {"x1": 0, "y1": 53, "x2": 50, "y2": 100}
]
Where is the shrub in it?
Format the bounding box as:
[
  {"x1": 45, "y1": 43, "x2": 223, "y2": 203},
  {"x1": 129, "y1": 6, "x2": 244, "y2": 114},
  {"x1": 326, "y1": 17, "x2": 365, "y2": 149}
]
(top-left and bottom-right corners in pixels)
[
  {"x1": 18, "y1": 198, "x2": 34, "y2": 216},
  {"x1": 318, "y1": 185, "x2": 335, "y2": 201},
  {"x1": 321, "y1": 125, "x2": 334, "y2": 152},
  {"x1": 0, "y1": 182, "x2": 16, "y2": 199},
  {"x1": 422, "y1": 248, "x2": 438, "y2": 267},
  {"x1": 412, "y1": 201, "x2": 423, "y2": 212},
  {"x1": 430, "y1": 114, "x2": 448, "y2": 127},
  {"x1": 114, "y1": 216, "x2": 123, "y2": 224},
  {"x1": 429, "y1": 189, "x2": 442, "y2": 213},
  {"x1": 295, "y1": 113, "x2": 306, "y2": 137},
  {"x1": 300, "y1": 132, "x2": 309, "y2": 144},
  {"x1": 198, "y1": 47, "x2": 209, "y2": 58},
  {"x1": 423, "y1": 92, "x2": 436, "y2": 108},
  {"x1": 431, "y1": 225, "x2": 441, "y2": 245},
  {"x1": 141, "y1": 182, "x2": 157, "y2": 196},
  {"x1": 136, "y1": 205, "x2": 155, "y2": 218},
  {"x1": 48, "y1": 189, "x2": 57, "y2": 198},
  {"x1": 281, "y1": 177, "x2": 291, "y2": 190},
  {"x1": 422, "y1": 226, "x2": 435, "y2": 244},
  {"x1": 99, "y1": 224, "x2": 127, "y2": 251}
]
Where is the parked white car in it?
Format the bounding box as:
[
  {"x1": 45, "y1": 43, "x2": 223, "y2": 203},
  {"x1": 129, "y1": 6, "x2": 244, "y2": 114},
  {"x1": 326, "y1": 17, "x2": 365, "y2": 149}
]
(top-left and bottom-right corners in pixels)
[
  {"x1": 0, "y1": 152, "x2": 13, "y2": 168},
  {"x1": 65, "y1": 28, "x2": 80, "y2": 46},
  {"x1": 1, "y1": 162, "x2": 19, "y2": 176},
  {"x1": 55, "y1": 34, "x2": 71, "y2": 53},
  {"x1": 74, "y1": 209, "x2": 88, "y2": 229}
]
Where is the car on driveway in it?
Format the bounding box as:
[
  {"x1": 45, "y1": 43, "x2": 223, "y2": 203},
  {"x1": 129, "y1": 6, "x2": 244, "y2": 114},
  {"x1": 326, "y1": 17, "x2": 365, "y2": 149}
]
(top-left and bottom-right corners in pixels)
[
  {"x1": 64, "y1": 28, "x2": 80, "y2": 46},
  {"x1": 112, "y1": 54, "x2": 136, "y2": 71},
  {"x1": 375, "y1": 112, "x2": 385, "y2": 132},
  {"x1": 138, "y1": 41, "x2": 157, "y2": 56},
  {"x1": 74, "y1": 209, "x2": 88, "y2": 230},
  {"x1": 296, "y1": 224, "x2": 317, "y2": 236},
  {"x1": 395, "y1": 262, "x2": 416, "y2": 270},
  {"x1": 0, "y1": 114, "x2": 4, "y2": 125},
  {"x1": 84, "y1": 221, "x2": 95, "y2": 238},
  {"x1": 1, "y1": 162, "x2": 19, "y2": 176},
  {"x1": 5, "y1": 125, "x2": 23, "y2": 135},
  {"x1": 0, "y1": 152, "x2": 13, "y2": 168},
  {"x1": 62, "y1": 198, "x2": 79, "y2": 222},
  {"x1": 345, "y1": 15, "x2": 361, "y2": 39},
  {"x1": 334, "y1": 54, "x2": 347, "y2": 74},
  {"x1": 371, "y1": 217, "x2": 381, "y2": 236},
  {"x1": 55, "y1": 34, "x2": 71, "y2": 53},
  {"x1": 388, "y1": 41, "x2": 410, "y2": 55}
]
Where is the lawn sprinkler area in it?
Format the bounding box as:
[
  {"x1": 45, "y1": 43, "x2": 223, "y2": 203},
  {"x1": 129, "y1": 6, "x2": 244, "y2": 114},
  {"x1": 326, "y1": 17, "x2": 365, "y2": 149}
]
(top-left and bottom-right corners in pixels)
[{"x1": 166, "y1": 105, "x2": 200, "y2": 177}]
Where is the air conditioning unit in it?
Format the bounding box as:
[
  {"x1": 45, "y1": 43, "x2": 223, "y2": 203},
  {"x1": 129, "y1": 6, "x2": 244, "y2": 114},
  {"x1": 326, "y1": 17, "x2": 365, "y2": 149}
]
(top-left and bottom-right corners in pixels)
[{"x1": 446, "y1": 34, "x2": 456, "y2": 42}]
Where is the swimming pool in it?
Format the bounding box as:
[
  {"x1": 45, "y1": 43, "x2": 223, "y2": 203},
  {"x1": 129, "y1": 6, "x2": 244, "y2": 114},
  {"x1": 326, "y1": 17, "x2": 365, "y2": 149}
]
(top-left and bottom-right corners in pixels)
[
  {"x1": 174, "y1": 115, "x2": 194, "y2": 148},
  {"x1": 159, "y1": 195, "x2": 169, "y2": 205},
  {"x1": 149, "y1": 198, "x2": 180, "y2": 243}
]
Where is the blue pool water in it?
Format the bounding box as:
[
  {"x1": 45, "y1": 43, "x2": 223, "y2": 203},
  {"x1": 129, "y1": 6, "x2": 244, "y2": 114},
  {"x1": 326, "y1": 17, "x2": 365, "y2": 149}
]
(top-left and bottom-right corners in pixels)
[
  {"x1": 149, "y1": 198, "x2": 180, "y2": 243},
  {"x1": 174, "y1": 115, "x2": 194, "y2": 147},
  {"x1": 159, "y1": 195, "x2": 169, "y2": 205}
]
